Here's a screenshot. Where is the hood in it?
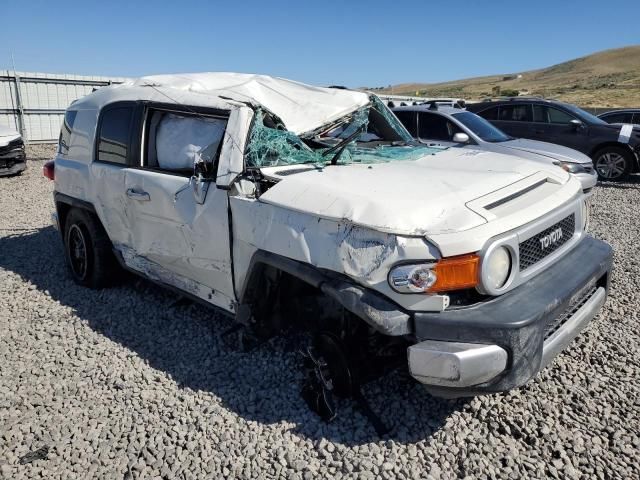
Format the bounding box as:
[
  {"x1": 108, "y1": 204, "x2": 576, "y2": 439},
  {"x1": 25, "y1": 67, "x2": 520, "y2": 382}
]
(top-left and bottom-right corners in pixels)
[
  {"x1": 0, "y1": 125, "x2": 21, "y2": 147},
  {"x1": 502, "y1": 138, "x2": 592, "y2": 164},
  {"x1": 130, "y1": 73, "x2": 369, "y2": 135},
  {"x1": 258, "y1": 148, "x2": 571, "y2": 236}
]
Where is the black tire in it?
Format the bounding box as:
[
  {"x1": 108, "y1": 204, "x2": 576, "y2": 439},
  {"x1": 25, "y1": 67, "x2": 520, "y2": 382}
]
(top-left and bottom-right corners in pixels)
[
  {"x1": 314, "y1": 332, "x2": 356, "y2": 397},
  {"x1": 63, "y1": 208, "x2": 116, "y2": 288},
  {"x1": 592, "y1": 146, "x2": 633, "y2": 181}
]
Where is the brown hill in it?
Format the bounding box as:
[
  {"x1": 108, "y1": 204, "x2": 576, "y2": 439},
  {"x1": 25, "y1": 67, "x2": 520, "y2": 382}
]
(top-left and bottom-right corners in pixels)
[{"x1": 377, "y1": 46, "x2": 640, "y2": 107}]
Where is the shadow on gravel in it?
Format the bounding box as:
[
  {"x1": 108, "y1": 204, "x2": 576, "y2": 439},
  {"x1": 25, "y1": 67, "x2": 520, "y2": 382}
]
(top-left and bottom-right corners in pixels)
[
  {"x1": 596, "y1": 174, "x2": 640, "y2": 190},
  {"x1": 0, "y1": 226, "x2": 466, "y2": 445}
]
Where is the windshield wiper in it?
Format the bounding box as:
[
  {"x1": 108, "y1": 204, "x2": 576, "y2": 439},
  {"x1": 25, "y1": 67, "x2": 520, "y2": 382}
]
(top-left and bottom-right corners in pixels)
[{"x1": 322, "y1": 124, "x2": 366, "y2": 165}]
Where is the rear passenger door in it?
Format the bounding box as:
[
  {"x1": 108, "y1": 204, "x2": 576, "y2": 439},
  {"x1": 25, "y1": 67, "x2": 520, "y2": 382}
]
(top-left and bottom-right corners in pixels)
[
  {"x1": 494, "y1": 104, "x2": 534, "y2": 139},
  {"x1": 121, "y1": 104, "x2": 236, "y2": 308},
  {"x1": 90, "y1": 102, "x2": 141, "y2": 250}
]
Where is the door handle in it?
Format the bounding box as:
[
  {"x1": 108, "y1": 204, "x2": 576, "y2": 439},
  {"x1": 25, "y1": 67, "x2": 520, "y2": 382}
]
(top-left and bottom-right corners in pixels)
[
  {"x1": 126, "y1": 188, "x2": 150, "y2": 201},
  {"x1": 534, "y1": 129, "x2": 545, "y2": 134}
]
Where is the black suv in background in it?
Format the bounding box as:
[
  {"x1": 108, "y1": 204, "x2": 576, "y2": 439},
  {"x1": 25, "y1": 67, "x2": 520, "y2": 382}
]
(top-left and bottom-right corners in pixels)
[
  {"x1": 598, "y1": 109, "x2": 640, "y2": 126},
  {"x1": 467, "y1": 98, "x2": 640, "y2": 181}
]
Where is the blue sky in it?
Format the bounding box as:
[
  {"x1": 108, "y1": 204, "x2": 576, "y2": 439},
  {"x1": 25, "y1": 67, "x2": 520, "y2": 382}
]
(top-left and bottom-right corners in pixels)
[{"x1": 2, "y1": 0, "x2": 639, "y2": 87}]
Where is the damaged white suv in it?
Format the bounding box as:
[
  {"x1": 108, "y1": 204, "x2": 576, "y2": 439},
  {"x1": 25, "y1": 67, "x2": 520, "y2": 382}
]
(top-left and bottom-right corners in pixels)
[{"x1": 48, "y1": 73, "x2": 612, "y2": 411}]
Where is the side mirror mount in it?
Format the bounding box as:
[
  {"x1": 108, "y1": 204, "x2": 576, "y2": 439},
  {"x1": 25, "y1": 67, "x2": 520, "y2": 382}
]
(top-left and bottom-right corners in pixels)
[
  {"x1": 191, "y1": 151, "x2": 213, "y2": 204},
  {"x1": 191, "y1": 173, "x2": 210, "y2": 205},
  {"x1": 453, "y1": 132, "x2": 470, "y2": 143}
]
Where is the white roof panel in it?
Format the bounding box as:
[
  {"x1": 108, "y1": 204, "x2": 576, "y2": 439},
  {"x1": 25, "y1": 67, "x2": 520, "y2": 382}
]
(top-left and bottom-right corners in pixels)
[{"x1": 77, "y1": 72, "x2": 370, "y2": 135}]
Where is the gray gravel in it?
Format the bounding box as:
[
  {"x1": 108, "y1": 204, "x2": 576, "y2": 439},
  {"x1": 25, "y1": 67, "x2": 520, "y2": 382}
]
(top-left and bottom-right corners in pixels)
[{"x1": 0, "y1": 145, "x2": 638, "y2": 479}]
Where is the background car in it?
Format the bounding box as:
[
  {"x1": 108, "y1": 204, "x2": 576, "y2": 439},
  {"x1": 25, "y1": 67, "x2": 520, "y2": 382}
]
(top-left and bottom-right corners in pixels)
[
  {"x1": 467, "y1": 98, "x2": 640, "y2": 181},
  {"x1": 393, "y1": 103, "x2": 597, "y2": 192},
  {"x1": 0, "y1": 125, "x2": 27, "y2": 176},
  {"x1": 598, "y1": 109, "x2": 640, "y2": 127}
]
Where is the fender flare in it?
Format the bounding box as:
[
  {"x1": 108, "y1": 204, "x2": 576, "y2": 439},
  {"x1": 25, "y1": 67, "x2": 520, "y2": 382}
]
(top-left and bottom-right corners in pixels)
[
  {"x1": 239, "y1": 250, "x2": 412, "y2": 337},
  {"x1": 53, "y1": 192, "x2": 98, "y2": 236}
]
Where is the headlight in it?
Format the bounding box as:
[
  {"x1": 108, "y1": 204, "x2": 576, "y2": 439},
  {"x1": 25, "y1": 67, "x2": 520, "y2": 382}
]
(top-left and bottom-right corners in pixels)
[
  {"x1": 388, "y1": 254, "x2": 479, "y2": 294},
  {"x1": 483, "y1": 246, "x2": 512, "y2": 290},
  {"x1": 389, "y1": 264, "x2": 437, "y2": 293},
  {"x1": 582, "y1": 199, "x2": 590, "y2": 232},
  {"x1": 554, "y1": 161, "x2": 587, "y2": 174}
]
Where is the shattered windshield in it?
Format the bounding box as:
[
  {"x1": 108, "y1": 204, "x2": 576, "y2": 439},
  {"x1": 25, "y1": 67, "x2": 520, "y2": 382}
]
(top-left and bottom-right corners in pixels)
[{"x1": 245, "y1": 97, "x2": 441, "y2": 168}]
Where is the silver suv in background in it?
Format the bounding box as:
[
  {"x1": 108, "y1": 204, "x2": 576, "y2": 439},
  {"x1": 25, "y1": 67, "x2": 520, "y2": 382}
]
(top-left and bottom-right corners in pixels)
[{"x1": 393, "y1": 104, "x2": 597, "y2": 192}]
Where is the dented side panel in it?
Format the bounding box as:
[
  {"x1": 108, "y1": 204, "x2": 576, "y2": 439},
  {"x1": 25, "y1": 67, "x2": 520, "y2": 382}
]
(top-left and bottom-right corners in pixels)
[
  {"x1": 230, "y1": 196, "x2": 448, "y2": 312},
  {"x1": 122, "y1": 170, "x2": 235, "y2": 302}
]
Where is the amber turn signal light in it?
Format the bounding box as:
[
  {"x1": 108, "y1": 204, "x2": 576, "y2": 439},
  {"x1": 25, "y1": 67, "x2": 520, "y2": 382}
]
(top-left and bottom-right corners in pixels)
[{"x1": 428, "y1": 253, "x2": 480, "y2": 293}]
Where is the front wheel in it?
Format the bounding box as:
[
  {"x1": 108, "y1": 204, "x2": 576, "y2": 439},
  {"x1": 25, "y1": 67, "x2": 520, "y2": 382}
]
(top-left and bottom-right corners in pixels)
[
  {"x1": 592, "y1": 146, "x2": 633, "y2": 181},
  {"x1": 63, "y1": 209, "x2": 116, "y2": 288}
]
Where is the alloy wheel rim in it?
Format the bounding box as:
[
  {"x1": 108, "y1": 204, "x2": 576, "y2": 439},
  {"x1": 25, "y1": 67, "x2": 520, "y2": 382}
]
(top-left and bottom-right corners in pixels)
[
  {"x1": 595, "y1": 152, "x2": 626, "y2": 179},
  {"x1": 68, "y1": 224, "x2": 88, "y2": 279}
]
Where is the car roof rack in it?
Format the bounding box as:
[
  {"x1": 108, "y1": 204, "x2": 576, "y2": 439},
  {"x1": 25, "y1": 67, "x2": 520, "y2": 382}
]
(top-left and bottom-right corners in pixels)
[
  {"x1": 506, "y1": 95, "x2": 545, "y2": 101},
  {"x1": 420, "y1": 100, "x2": 465, "y2": 110}
]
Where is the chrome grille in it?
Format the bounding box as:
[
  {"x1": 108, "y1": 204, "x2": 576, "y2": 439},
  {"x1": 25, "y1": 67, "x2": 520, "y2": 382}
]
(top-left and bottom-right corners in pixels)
[
  {"x1": 544, "y1": 285, "x2": 597, "y2": 340},
  {"x1": 519, "y1": 214, "x2": 575, "y2": 271}
]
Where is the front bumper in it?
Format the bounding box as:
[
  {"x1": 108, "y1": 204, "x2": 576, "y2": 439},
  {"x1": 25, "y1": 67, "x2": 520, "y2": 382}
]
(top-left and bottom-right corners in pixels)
[
  {"x1": 0, "y1": 140, "x2": 27, "y2": 176},
  {"x1": 575, "y1": 169, "x2": 598, "y2": 193},
  {"x1": 408, "y1": 235, "x2": 612, "y2": 397}
]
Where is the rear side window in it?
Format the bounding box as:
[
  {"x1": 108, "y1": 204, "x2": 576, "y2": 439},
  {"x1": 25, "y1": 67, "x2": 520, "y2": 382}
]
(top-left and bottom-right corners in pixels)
[
  {"x1": 532, "y1": 105, "x2": 547, "y2": 123},
  {"x1": 393, "y1": 111, "x2": 417, "y2": 137},
  {"x1": 477, "y1": 106, "x2": 499, "y2": 120},
  {"x1": 58, "y1": 110, "x2": 78, "y2": 155},
  {"x1": 97, "y1": 106, "x2": 134, "y2": 164},
  {"x1": 498, "y1": 104, "x2": 532, "y2": 122},
  {"x1": 601, "y1": 112, "x2": 633, "y2": 124}
]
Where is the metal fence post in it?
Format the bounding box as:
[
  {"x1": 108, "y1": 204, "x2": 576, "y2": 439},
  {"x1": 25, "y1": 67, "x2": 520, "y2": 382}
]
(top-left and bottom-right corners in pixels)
[{"x1": 13, "y1": 73, "x2": 27, "y2": 141}]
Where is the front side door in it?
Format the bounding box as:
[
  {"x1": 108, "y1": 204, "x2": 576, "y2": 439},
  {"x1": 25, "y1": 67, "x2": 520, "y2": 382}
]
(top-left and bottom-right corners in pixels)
[
  {"x1": 121, "y1": 105, "x2": 236, "y2": 308},
  {"x1": 540, "y1": 105, "x2": 589, "y2": 152},
  {"x1": 416, "y1": 111, "x2": 463, "y2": 147}
]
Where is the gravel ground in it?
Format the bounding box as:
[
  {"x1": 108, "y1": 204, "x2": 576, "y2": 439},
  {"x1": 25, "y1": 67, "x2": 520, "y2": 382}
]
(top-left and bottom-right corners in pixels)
[{"x1": 0, "y1": 145, "x2": 638, "y2": 479}]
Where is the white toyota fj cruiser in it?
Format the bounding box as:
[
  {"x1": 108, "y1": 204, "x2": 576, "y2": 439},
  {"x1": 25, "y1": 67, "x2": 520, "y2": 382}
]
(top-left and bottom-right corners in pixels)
[{"x1": 47, "y1": 73, "x2": 612, "y2": 414}]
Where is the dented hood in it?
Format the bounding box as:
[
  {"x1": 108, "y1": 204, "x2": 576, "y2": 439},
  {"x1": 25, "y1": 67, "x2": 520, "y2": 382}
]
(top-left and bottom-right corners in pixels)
[{"x1": 259, "y1": 148, "x2": 570, "y2": 236}]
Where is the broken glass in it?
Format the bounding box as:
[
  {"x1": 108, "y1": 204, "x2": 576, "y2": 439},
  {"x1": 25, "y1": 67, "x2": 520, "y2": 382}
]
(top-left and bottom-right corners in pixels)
[{"x1": 245, "y1": 102, "x2": 441, "y2": 168}]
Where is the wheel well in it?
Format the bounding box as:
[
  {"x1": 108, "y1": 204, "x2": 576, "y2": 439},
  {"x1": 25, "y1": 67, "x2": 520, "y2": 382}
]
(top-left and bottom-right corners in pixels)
[
  {"x1": 238, "y1": 251, "x2": 412, "y2": 339},
  {"x1": 55, "y1": 201, "x2": 72, "y2": 234},
  {"x1": 55, "y1": 201, "x2": 107, "y2": 238},
  {"x1": 239, "y1": 263, "x2": 343, "y2": 335},
  {"x1": 590, "y1": 142, "x2": 640, "y2": 172},
  {"x1": 589, "y1": 141, "x2": 633, "y2": 158}
]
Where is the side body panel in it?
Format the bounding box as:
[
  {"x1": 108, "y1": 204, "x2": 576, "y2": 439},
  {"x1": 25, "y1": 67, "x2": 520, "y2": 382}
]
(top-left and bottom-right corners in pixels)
[{"x1": 121, "y1": 169, "x2": 236, "y2": 309}]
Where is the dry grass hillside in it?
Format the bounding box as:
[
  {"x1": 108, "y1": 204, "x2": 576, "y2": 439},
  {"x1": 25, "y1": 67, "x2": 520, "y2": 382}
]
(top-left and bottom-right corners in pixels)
[{"x1": 377, "y1": 46, "x2": 640, "y2": 107}]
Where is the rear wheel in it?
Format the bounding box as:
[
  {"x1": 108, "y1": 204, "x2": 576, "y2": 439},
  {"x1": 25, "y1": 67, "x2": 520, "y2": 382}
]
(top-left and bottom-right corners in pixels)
[
  {"x1": 63, "y1": 209, "x2": 116, "y2": 288},
  {"x1": 592, "y1": 146, "x2": 633, "y2": 181}
]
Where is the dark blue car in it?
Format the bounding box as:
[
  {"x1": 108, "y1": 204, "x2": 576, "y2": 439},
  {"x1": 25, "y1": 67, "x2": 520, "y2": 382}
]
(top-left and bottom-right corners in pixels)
[{"x1": 467, "y1": 98, "x2": 640, "y2": 181}]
